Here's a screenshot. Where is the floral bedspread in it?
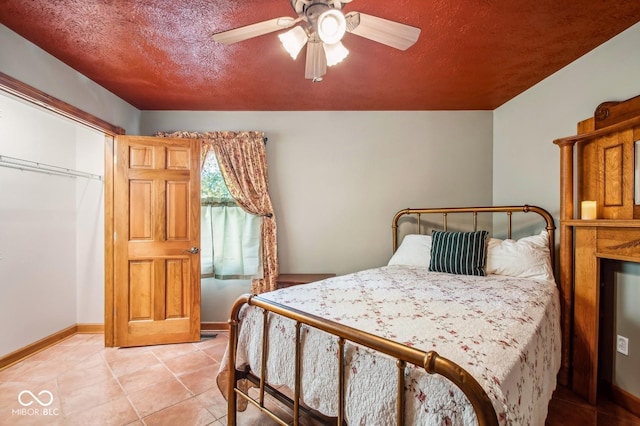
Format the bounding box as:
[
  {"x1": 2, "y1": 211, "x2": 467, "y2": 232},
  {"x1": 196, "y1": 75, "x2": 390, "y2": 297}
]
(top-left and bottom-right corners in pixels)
[{"x1": 216, "y1": 265, "x2": 561, "y2": 425}]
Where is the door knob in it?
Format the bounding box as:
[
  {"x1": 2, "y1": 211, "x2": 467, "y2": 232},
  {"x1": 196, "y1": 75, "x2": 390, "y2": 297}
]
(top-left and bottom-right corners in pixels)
[{"x1": 183, "y1": 247, "x2": 200, "y2": 254}]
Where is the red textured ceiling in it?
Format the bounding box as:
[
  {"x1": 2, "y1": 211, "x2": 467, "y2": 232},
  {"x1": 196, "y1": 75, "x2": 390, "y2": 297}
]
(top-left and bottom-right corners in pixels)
[{"x1": 1, "y1": 1, "x2": 639, "y2": 111}]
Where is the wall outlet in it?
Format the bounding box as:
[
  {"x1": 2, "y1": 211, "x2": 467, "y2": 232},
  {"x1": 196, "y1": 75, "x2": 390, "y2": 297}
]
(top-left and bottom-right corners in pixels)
[{"x1": 617, "y1": 335, "x2": 629, "y2": 356}]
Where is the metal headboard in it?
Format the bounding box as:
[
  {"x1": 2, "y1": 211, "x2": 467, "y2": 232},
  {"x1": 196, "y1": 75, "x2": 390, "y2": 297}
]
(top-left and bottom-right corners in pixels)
[{"x1": 392, "y1": 205, "x2": 556, "y2": 268}]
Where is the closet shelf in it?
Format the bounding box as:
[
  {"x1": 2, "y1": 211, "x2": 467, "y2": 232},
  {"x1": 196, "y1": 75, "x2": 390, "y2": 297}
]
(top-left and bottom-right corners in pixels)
[{"x1": 0, "y1": 154, "x2": 102, "y2": 181}]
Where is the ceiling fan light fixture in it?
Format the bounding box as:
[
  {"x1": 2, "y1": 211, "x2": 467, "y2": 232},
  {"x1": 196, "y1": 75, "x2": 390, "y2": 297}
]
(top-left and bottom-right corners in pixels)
[
  {"x1": 305, "y1": 39, "x2": 327, "y2": 82},
  {"x1": 278, "y1": 26, "x2": 308, "y2": 59},
  {"x1": 212, "y1": 1, "x2": 422, "y2": 82},
  {"x1": 317, "y1": 9, "x2": 347, "y2": 45},
  {"x1": 323, "y1": 41, "x2": 349, "y2": 67}
]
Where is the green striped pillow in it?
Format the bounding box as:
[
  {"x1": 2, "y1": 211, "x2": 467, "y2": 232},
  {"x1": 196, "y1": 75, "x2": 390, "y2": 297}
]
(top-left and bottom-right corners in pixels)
[{"x1": 428, "y1": 230, "x2": 489, "y2": 276}]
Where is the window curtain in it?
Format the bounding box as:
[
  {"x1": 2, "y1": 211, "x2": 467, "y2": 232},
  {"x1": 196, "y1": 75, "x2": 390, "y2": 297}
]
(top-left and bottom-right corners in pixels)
[
  {"x1": 200, "y1": 202, "x2": 262, "y2": 279},
  {"x1": 157, "y1": 131, "x2": 278, "y2": 294}
]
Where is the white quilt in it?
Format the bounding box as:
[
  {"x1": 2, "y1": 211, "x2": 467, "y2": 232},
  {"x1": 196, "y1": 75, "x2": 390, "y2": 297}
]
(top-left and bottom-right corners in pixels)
[{"x1": 217, "y1": 265, "x2": 561, "y2": 425}]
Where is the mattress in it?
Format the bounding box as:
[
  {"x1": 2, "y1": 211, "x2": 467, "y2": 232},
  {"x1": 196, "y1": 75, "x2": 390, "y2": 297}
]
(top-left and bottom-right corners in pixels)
[{"x1": 217, "y1": 264, "x2": 561, "y2": 425}]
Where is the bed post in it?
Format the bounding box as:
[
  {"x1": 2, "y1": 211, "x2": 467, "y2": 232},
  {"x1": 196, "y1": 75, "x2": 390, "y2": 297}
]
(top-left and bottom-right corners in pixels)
[
  {"x1": 227, "y1": 294, "x2": 251, "y2": 425},
  {"x1": 227, "y1": 317, "x2": 238, "y2": 425}
]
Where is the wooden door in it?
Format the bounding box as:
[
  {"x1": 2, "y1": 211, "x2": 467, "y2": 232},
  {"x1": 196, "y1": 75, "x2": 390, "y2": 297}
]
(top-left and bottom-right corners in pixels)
[{"x1": 111, "y1": 135, "x2": 200, "y2": 347}]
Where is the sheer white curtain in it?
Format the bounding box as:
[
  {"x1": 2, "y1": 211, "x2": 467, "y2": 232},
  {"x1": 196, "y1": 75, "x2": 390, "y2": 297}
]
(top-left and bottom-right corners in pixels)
[
  {"x1": 200, "y1": 150, "x2": 263, "y2": 280},
  {"x1": 201, "y1": 203, "x2": 262, "y2": 279}
]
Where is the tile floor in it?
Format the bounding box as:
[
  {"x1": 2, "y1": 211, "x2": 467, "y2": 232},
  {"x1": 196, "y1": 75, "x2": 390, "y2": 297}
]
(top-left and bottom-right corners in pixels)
[
  {"x1": 1, "y1": 332, "x2": 639, "y2": 426},
  {"x1": 0, "y1": 333, "x2": 232, "y2": 426}
]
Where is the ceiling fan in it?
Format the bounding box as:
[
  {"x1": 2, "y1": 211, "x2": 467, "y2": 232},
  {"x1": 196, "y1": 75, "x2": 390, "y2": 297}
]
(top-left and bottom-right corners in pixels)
[{"x1": 212, "y1": 0, "x2": 421, "y2": 82}]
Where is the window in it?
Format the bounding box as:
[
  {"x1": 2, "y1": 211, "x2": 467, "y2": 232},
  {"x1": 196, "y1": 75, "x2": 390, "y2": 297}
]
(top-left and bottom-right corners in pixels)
[{"x1": 201, "y1": 153, "x2": 262, "y2": 279}]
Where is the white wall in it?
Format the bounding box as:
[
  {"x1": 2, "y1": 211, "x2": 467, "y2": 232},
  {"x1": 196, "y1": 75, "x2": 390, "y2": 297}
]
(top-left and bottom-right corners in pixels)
[
  {"x1": 494, "y1": 22, "x2": 640, "y2": 398},
  {"x1": 201, "y1": 278, "x2": 251, "y2": 323},
  {"x1": 75, "y1": 127, "x2": 105, "y2": 324},
  {"x1": 141, "y1": 111, "x2": 494, "y2": 275},
  {"x1": 0, "y1": 92, "x2": 104, "y2": 357},
  {"x1": 142, "y1": 111, "x2": 493, "y2": 321},
  {"x1": 0, "y1": 24, "x2": 140, "y2": 135},
  {"x1": 0, "y1": 23, "x2": 135, "y2": 355},
  {"x1": 493, "y1": 22, "x2": 640, "y2": 218}
]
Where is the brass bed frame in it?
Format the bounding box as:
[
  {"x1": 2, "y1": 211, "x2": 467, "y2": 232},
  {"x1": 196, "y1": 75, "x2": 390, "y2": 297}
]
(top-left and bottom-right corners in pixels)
[{"x1": 226, "y1": 205, "x2": 556, "y2": 426}]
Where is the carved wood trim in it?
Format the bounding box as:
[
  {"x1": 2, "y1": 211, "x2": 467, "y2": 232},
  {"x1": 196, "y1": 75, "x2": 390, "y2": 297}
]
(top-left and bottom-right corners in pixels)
[
  {"x1": 606, "y1": 238, "x2": 640, "y2": 251},
  {"x1": 554, "y1": 114, "x2": 640, "y2": 147},
  {"x1": 595, "y1": 93, "x2": 640, "y2": 130}
]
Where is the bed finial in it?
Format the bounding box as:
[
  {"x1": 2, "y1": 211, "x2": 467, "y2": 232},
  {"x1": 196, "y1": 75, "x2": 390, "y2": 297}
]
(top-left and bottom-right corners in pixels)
[{"x1": 424, "y1": 351, "x2": 438, "y2": 373}]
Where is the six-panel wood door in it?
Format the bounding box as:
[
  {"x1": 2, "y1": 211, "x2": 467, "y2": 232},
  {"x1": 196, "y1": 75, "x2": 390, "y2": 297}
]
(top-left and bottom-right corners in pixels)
[{"x1": 112, "y1": 136, "x2": 200, "y2": 347}]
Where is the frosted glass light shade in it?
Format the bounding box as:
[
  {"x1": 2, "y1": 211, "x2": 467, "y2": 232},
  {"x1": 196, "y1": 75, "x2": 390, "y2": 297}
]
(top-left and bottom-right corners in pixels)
[
  {"x1": 323, "y1": 41, "x2": 349, "y2": 66},
  {"x1": 278, "y1": 26, "x2": 308, "y2": 60},
  {"x1": 317, "y1": 9, "x2": 347, "y2": 45},
  {"x1": 305, "y1": 40, "x2": 327, "y2": 81}
]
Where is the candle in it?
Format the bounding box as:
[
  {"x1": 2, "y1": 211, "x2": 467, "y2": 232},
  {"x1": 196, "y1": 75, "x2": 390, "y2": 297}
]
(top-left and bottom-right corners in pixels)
[{"x1": 581, "y1": 200, "x2": 597, "y2": 220}]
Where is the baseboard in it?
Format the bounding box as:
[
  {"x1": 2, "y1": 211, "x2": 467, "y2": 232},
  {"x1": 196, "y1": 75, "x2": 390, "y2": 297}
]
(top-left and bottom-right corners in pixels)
[
  {"x1": 611, "y1": 384, "x2": 640, "y2": 418},
  {"x1": 0, "y1": 324, "x2": 78, "y2": 371},
  {"x1": 0, "y1": 321, "x2": 229, "y2": 370},
  {"x1": 201, "y1": 322, "x2": 229, "y2": 331},
  {"x1": 76, "y1": 323, "x2": 105, "y2": 333},
  {"x1": 558, "y1": 368, "x2": 569, "y2": 387}
]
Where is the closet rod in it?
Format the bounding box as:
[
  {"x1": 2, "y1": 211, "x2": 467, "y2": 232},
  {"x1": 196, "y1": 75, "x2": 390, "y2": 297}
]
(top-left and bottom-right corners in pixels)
[{"x1": 0, "y1": 155, "x2": 103, "y2": 181}]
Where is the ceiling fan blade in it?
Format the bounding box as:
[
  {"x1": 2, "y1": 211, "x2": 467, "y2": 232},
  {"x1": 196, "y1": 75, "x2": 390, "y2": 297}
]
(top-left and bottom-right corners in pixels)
[
  {"x1": 212, "y1": 17, "x2": 299, "y2": 45},
  {"x1": 345, "y1": 12, "x2": 421, "y2": 51}
]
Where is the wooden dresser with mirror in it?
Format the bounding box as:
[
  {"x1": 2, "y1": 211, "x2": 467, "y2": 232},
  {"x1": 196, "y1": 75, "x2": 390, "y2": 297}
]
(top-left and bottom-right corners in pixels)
[{"x1": 555, "y1": 94, "x2": 640, "y2": 408}]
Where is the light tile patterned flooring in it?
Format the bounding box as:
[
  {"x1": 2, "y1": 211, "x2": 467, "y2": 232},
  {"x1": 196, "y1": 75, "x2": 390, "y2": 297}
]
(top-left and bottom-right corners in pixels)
[
  {"x1": 0, "y1": 332, "x2": 236, "y2": 426},
  {"x1": 2, "y1": 332, "x2": 640, "y2": 425}
]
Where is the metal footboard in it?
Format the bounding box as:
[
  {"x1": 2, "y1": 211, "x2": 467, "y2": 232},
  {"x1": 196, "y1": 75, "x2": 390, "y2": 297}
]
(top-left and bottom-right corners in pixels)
[{"x1": 227, "y1": 294, "x2": 499, "y2": 426}]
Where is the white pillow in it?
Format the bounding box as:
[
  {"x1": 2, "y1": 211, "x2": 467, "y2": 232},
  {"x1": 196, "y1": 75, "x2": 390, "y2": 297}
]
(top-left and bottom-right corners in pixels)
[
  {"x1": 387, "y1": 234, "x2": 431, "y2": 267},
  {"x1": 485, "y1": 230, "x2": 554, "y2": 282}
]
